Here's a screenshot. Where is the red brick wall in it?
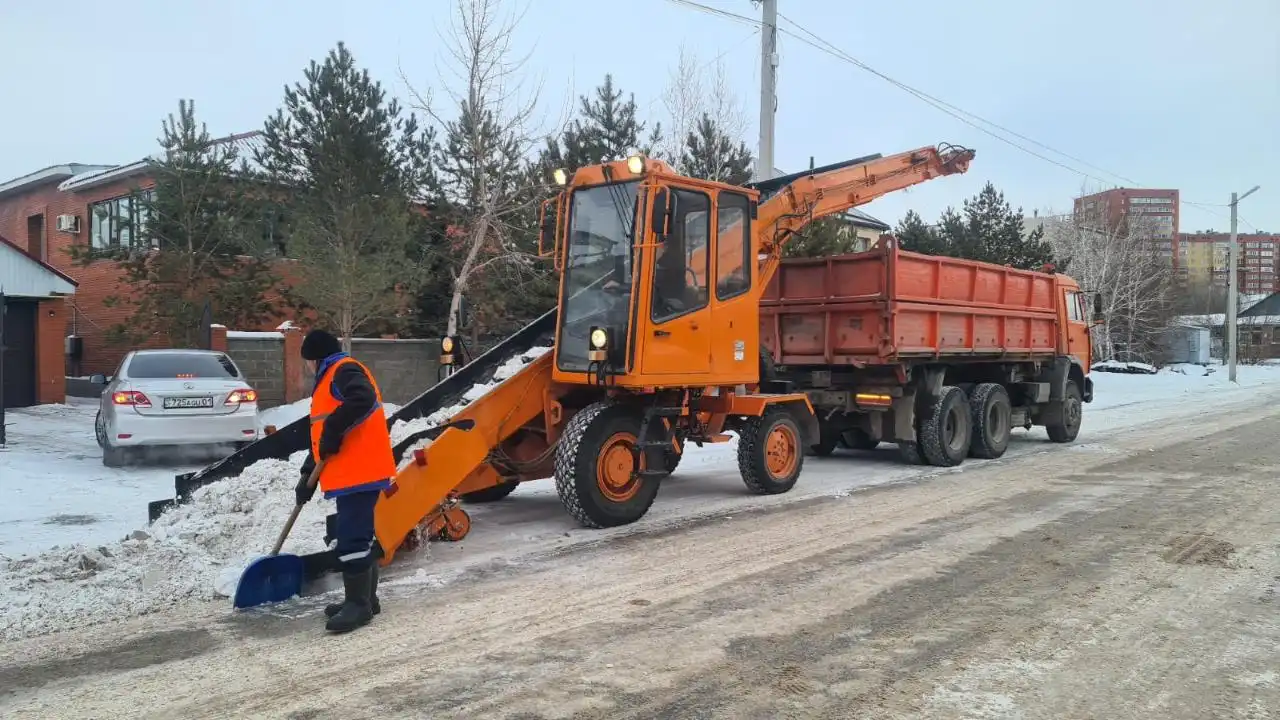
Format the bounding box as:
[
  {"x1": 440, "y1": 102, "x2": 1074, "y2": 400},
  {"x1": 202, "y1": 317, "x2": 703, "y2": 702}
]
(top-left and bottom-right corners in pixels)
[
  {"x1": 35, "y1": 298, "x2": 67, "y2": 404},
  {"x1": 0, "y1": 172, "x2": 306, "y2": 376}
]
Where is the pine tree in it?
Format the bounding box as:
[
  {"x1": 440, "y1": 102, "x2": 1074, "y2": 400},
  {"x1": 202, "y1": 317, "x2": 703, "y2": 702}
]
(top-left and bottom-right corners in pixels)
[
  {"x1": 679, "y1": 113, "x2": 753, "y2": 185},
  {"x1": 894, "y1": 209, "x2": 948, "y2": 256},
  {"x1": 542, "y1": 74, "x2": 662, "y2": 174},
  {"x1": 83, "y1": 100, "x2": 280, "y2": 347},
  {"x1": 894, "y1": 183, "x2": 1064, "y2": 271},
  {"x1": 256, "y1": 42, "x2": 435, "y2": 348}
]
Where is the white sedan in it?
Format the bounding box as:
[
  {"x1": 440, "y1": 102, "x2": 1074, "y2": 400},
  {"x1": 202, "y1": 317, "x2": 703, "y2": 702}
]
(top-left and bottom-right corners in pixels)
[{"x1": 91, "y1": 349, "x2": 261, "y2": 467}]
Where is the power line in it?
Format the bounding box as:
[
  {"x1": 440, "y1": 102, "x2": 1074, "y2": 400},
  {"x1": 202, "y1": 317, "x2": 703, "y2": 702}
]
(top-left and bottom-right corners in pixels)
[
  {"x1": 663, "y1": 0, "x2": 759, "y2": 27},
  {"x1": 664, "y1": 0, "x2": 1252, "y2": 227}
]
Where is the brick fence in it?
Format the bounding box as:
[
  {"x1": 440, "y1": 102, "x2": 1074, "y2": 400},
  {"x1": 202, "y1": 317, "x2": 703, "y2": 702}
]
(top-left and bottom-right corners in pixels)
[
  {"x1": 64, "y1": 325, "x2": 443, "y2": 407},
  {"x1": 219, "y1": 327, "x2": 440, "y2": 408}
]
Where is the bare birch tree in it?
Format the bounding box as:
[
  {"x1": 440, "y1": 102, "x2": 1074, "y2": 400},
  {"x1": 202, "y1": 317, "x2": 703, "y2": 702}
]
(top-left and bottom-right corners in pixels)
[
  {"x1": 659, "y1": 43, "x2": 750, "y2": 172},
  {"x1": 411, "y1": 0, "x2": 556, "y2": 341},
  {"x1": 1043, "y1": 188, "x2": 1176, "y2": 363}
]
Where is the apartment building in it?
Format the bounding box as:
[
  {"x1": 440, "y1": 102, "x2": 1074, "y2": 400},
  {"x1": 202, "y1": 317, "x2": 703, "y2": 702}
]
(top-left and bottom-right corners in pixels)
[
  {"x1": 1073, "y1": 188, "x2": 1180, "y2": 267},
  {"x1": 1179, "y1": 232, "x2": 1280, "y2": 294}
]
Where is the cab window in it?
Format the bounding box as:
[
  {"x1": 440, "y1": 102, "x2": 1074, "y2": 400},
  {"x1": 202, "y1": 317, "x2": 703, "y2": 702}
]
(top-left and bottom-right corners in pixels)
[
  {"x1": 651, "y1": 189, "x2": 709, "y2": 323},
  {"x1": 715, "y1": 192, "x2": 751, "y2": 300},
  {"x1": 1066, "y1": 291, "x2": 1084, "y2": 322}
]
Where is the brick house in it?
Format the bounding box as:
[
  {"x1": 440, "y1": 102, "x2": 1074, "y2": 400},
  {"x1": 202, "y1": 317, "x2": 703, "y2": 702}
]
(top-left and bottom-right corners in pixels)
[
  {"x1": 0, "y1": 234, "x2": 77, "y2": 406},
  {"x1": 0, "y1": 132, "x2": 296, "y2": 379}
]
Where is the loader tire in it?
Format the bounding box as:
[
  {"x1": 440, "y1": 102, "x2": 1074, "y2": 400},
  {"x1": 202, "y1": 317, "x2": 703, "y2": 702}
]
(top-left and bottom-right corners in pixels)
[
  {"x1": 919, "y1": 386, "x2": 972, "y2": 468},
  {"x1": 968, "y1": 383, "x2": 1012, "y2": 459},
  {"x1": 1045, "y1": 380, "x2": 1083, "y2": 443},
  {"x1": 461, "y1": 479, "x2": 520, "y2": 504},
  {"x1": 554, "y1": 401, "x2": 660, "y2": 528},
  {"x1": 660, "y1": 436, "x2": 685, "y2": 476},
  {"x1": 738, "y1": 406, "x2": 804, "y2": 495}
]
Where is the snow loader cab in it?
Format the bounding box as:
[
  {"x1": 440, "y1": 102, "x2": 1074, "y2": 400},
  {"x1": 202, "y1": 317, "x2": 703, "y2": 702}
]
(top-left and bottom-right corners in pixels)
[{"x1": 363, "y1": 145, "x2": 975, "y2": 566}]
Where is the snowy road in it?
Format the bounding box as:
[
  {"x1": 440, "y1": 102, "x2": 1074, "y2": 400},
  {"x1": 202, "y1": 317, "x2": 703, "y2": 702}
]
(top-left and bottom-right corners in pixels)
[
  {"x1": 0, "y1": 401, "x2": 206, "y2": 559},
  {"x1": 1, "y1": 367, "x2": 1278, "y2": 718}
]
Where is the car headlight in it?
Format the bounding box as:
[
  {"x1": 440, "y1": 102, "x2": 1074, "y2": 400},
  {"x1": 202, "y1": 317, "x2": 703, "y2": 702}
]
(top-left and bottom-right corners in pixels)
[{"x1": 589, "y1": 327, "x2": 608, "y2": 349}]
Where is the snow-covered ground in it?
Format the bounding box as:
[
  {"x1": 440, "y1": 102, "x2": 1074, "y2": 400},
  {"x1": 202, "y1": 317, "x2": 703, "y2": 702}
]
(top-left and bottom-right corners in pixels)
[{"x1": 1, "y1": 358, "x2": 1277, "y2": 642}]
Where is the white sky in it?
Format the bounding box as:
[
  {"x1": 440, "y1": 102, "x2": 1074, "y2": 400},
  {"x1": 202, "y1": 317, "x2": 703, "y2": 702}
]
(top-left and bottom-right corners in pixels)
[{"x1": 2, "y1": 0, "x2": 1276, "y2": 231}]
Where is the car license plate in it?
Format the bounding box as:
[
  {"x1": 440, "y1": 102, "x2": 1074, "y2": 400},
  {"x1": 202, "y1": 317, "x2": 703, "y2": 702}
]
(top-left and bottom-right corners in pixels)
[{"x1": 164, "y1": 396, "x2": 214, "y2": 409}]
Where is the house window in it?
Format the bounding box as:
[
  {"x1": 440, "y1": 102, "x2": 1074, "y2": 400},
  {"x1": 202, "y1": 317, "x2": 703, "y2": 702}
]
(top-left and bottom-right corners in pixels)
[{"x1": 89, "y1": 190, "x2": 154, "y2": 252}]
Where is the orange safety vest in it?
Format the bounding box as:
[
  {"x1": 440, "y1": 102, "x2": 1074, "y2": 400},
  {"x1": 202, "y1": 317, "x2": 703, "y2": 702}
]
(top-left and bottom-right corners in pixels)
[{"x1": 309, "y1": 356, "x2": 397, "y2": 498}]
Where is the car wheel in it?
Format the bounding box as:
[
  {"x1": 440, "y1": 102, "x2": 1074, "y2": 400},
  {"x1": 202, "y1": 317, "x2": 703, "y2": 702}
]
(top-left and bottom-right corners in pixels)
[{"x1": 94, "y1": 411, "x2": 108, "y2": 450}]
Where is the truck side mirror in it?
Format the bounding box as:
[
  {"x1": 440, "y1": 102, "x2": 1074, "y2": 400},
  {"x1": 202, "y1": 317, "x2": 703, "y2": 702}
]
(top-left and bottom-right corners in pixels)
[
  {"x1": 1092, "y1": 292, "x2": 1104, "y2": 325},
  {"x1": 651, "y1": 188, "x2": 674, "y2": 240}
]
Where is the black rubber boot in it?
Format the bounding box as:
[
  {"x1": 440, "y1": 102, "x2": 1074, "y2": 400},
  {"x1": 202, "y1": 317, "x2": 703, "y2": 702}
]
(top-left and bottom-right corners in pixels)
[
  {"x1": 325, "y1": 563, "x2": 379, "y2": 618},
  {"x1": 324, "y1": 568, "x2": 374, "y2": 634}
]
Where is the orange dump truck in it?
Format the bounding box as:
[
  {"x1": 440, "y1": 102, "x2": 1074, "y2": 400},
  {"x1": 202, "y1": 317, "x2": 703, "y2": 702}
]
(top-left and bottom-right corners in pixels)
[{"x1": 759, "y1": 241, "x2": 1099, "y2": 467}]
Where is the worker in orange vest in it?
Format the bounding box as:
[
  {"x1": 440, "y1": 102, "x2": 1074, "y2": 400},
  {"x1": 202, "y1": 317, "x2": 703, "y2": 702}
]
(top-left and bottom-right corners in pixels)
[{"x1": 296, "y1": 329, "x2": 398, "y2": 634}]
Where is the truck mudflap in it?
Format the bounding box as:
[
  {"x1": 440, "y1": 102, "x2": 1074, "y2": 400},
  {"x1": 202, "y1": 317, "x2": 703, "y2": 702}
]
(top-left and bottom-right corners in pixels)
[
  {"x1": 146, "y1": 308, "x2": 558, "y2": 523},
  {"x1": 1083, "y1": 375, "x2": 1094, "y2": 403}
]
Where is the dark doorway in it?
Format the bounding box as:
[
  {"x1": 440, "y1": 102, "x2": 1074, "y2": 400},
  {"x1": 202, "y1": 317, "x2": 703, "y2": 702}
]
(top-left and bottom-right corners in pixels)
[
  {"x1": 26, "y1": 214, "x2": 45, "y2": 262},
  {"x1": 1, "y1": 299, "x2": 38, "y2": 408}
]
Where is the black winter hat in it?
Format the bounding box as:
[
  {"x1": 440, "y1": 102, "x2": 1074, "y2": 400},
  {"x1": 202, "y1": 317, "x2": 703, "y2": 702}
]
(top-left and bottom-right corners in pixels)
[{"x1": 300, "y1": 329, "x2": 343, "y2": 360}]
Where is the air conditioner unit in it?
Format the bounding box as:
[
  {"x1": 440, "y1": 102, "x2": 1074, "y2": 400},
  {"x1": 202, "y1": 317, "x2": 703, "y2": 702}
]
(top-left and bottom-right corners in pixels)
[{"x1": 56, "y1": 214, "x2": 80, "y2": 233}]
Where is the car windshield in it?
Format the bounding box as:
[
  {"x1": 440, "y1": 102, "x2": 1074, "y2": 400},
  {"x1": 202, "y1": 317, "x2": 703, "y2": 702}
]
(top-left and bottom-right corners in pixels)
[
  {"x1": 556, "y1": 180, "x2": 640, "y2": 373},
  {"x1": 126, "y1": 353, "x2": 240, "y2": 379}
]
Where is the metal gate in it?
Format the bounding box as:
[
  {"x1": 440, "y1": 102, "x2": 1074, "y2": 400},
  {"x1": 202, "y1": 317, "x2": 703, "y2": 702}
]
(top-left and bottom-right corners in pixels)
[{"x1": 1, "y1": 299, "x2": 37, "y2": 408}]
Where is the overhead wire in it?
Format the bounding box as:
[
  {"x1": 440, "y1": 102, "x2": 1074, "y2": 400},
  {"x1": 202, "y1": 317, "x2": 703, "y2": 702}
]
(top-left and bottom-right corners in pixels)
[{"x1": 662, "y1": 0, "x2": 1254, "y2": 227}]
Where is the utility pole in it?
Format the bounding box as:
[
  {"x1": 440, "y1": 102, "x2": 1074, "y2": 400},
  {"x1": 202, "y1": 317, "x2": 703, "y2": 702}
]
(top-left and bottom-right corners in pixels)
[
  {"x1": 756, "y1": 0, "x2": 778, "y2": 181},
  {"x1": 1226, "y1": 184, "x2": 1261, "y2": 383}
]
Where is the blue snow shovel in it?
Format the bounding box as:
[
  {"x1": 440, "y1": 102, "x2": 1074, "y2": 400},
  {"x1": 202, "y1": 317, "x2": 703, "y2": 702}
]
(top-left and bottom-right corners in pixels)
[{"x1": 232, "y1": 460, "x2": 325, "y2": 609}]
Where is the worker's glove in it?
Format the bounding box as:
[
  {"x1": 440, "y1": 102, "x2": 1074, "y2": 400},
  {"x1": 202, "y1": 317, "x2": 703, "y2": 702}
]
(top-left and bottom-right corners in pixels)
[{"x1": 294, "y1": 471, "x2": 318, "y2": 505}]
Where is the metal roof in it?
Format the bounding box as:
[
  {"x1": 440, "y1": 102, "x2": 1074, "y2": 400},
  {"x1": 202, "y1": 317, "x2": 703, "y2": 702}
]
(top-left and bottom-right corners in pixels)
[
  {"x1": 0, "y1": 235, "x2": 78, "y2": 298},
  {"x1": 57, "y1": 131, "x2": 266, "y2": 193},
  {"x1": 0, "y1": 164, "x2": 113, "y2": 200}
]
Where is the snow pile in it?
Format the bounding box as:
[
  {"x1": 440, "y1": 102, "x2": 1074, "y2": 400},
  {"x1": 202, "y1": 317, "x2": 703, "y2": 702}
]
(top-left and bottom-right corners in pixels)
[
  {"x1": 257, "y1": 398, "x2": 402, "y2": 433},
  {"x1": 1092, "y1": 360, "x2": 1158, "y2": 375},
  {"x1": 390, "y1": 346, "x2": 553, "y2": 465},
  {"x1": 0, "y1": 344, "x2": 550, "y2": 641},
  {"x1": 0, "y1": 450, "x2": 331, "y2": 641}
]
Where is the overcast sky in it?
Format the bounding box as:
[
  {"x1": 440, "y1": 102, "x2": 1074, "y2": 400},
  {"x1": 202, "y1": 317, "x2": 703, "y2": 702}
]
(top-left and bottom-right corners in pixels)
[{"x1": 2, "y1": 0, "x2": 1276, "y2": 231}]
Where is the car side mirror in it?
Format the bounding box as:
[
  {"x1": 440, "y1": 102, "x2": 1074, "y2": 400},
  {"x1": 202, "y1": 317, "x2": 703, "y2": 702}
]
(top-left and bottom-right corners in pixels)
[
  {"x1": 651, "y1": 188, "x2": 674, "y2": 240},
  {"x1": 89, "y1": 374, "x2": 107, "y2": 385}
]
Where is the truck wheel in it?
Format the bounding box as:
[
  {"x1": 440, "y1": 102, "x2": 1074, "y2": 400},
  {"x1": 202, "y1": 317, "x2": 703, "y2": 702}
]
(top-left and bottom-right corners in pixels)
[
  {"x1": 461, "y1": 479, "x2": 520, "y2": 503},
  {"x1": 738, "y1": 406, "x2": 804, "y2": 495},
  {"x1": 968, "y1": 383, "x2": 1012, "y2": 459},
  {"x1": 842, "y1": 428, "x2": 881, "y2": 451},
  {"x1": 807, "y1": 420, "x2": 840, "y2": 457},
  {"x1": 919, "y1": 386, "x2": 972, "y2": 467},
  {"x1": 1045, "y1": 381, "x2": 1083, "y2": 443},
  {"x1": 553, "y1": 402, "x2": 661, "y2": 528}
]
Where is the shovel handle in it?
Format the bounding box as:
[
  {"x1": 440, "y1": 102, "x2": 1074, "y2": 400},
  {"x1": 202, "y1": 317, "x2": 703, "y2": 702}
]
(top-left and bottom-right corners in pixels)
[{"x1": 270, "y1": 460, "x2": 326, "y2": 556}]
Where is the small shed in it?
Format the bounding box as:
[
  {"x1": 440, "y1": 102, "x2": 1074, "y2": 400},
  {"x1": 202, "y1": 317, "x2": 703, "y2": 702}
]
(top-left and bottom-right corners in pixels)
[{"x1": 1163, "y1": 324, "x2": 1212, "y2": 365}]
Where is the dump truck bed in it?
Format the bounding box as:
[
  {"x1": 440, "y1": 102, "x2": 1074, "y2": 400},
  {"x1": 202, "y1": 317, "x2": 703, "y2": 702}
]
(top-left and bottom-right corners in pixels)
[{"x1": 759, "y1": 244, "x2": 1060, "y2": 366}]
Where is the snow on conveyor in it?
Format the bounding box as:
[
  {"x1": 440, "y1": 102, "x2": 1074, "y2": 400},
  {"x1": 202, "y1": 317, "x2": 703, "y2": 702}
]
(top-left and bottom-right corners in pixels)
[{"x1": 0, "y1": 346, "x2": 552, "y2": 642}]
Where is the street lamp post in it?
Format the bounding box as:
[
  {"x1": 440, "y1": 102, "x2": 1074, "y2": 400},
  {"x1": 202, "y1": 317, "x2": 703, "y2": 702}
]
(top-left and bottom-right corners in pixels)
[{"x1": 1227, "y1": 184, "x2": 1261, "y2": 383}]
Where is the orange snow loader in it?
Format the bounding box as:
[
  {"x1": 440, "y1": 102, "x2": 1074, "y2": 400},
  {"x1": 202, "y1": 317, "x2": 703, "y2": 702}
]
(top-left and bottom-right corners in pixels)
[{"x1": 356, "y1": 144, "x2": 978, "y2": 567}]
